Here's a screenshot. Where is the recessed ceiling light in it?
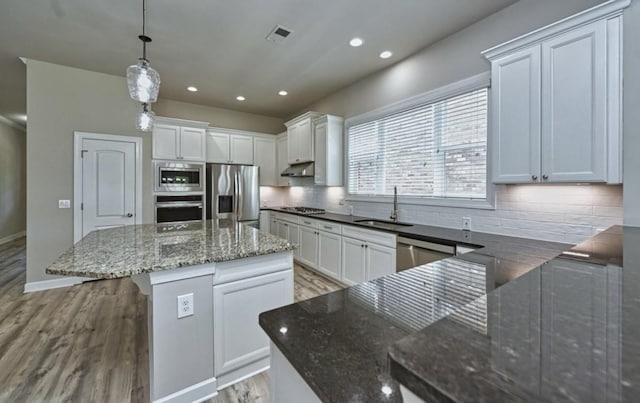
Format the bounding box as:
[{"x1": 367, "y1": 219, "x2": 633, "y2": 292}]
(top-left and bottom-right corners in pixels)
[
  {"x1": 187, "y1": 86, "x2": 198, "y2": 92},
  {"x1": 349, "y1": 37, "x2": 364, "y2": 47},
  {"x1": 379, "y1": 50, "x2": 393, "y2": 59},
  {"x1": 236, "y1": 96, "x2": 246, "y2": 101},
  {"x1": 278, "y1": 90, "x2": 288, "y2": 96}
]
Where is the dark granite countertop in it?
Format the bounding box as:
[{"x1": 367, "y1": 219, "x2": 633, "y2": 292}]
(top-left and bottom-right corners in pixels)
[
  {"x1": 388, "y1": 225, "x2": 637, "y2": 403},
  {"x1": 259, "y1": 208, "x2": 583, "y2": 403}
]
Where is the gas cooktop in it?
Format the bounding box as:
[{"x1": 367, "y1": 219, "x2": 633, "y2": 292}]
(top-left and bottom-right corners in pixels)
[{"x1": 280, "y1": 206, "x2": 326, "y2": 215}]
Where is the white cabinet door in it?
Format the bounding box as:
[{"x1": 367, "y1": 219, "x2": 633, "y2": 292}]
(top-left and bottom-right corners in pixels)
[
  {"x1": 317, "y1": 231, "x2": 341, "y2": 281},
  {"x1": 296, "y1": 119, "x2": 313, "y2": 163},
  {"x1": 230, "y1": 134, "x2": 254, "y2": 165},
  {"x1": 206, "y1": 132, "x2": 231, "y2": 163},
  {"x1": 277, "y1": 135, "x2": 291, "y2": 186},
  {"x1": 213, "y1": 270, "x2": 294, "y2": 377},
  {"x1": 541, "y1": 21, "x2": 607, "y2": 182},
  {"x1": 254, "y1": 137, "x2": 277, "y2": 186},
  {"x1": 179, "y1": 127, "x2": 205, "y2": 161},
  {"x1": 152, "y1": 124, "x2": 180, "y2": 160},
  {"x1": 314, "y1": 121, "x2": 327, "y2": 186},
  {"x1": 259, "y1": 211, "x2": 270, "y2": 233},
  {"x1": 298, "y1": 226, "x2": 318, "y2": 269},
  {"x1": 366, "y1": 243, "x2": 396, "y2": 281},
  {"x1": 491, "y1": 46, "x2": 541, "y2": 184},
  {"x1": 289, "y1": 223, "x2": 300, "y2": 259},
  {"x1": 270, "y1": 219, "x2": 279, "y2": 236},
  {"x1": 276, "y1": 220, "x2": 289, "y2": 240},
  {"x1": 341, "y1": 237, "x2": 366, "y2": 286},
  {"x1": 287, "y1": 124, "x2": 299, "y2": 164}
]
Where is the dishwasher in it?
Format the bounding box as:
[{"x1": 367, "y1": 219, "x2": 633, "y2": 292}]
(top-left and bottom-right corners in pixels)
[{"x1": 396, "y1": 236, "x2": 456, "y2": 271}]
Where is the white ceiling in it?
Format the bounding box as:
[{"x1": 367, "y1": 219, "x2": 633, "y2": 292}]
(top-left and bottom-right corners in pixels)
[{"x1": 0, "y1": 0, "x2": 517, "y2": 124}]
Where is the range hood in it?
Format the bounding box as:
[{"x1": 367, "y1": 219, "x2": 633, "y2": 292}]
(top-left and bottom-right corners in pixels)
[{"x1": 281, "y1": 162, "x2": 315, "y2": 177}]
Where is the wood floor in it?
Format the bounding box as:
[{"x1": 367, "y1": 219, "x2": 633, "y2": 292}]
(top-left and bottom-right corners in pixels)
[{"x1": 0, "y1": 238, "x2": 343, "y2": 403}]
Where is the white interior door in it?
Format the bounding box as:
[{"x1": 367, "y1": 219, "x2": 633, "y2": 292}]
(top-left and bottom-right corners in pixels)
[{"x1": 81, "y1": 138, "x2": 137, "y2": 237}]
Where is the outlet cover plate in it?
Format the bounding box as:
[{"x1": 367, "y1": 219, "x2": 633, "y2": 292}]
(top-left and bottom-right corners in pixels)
[
  {"x1": 177, "y1": 293, "x2": 194, "y2": 319},
  {"x1": 462, "y1": 217, "x2": 471, "y2": 231},
  {"x1": 58, "y1": 200, "x2": 71, "y2": 209}
]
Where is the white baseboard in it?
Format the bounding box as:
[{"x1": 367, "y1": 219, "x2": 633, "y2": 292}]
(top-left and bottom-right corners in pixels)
[
  {"x1": 24, "y1": 276, "x2": 84, "y2": 293},
  {"x1": 153, "y1": 377, "x2": 218, "y2": 403},
  {"x1": 0, "y1": 230, "x2": 25, "y2": 245}
]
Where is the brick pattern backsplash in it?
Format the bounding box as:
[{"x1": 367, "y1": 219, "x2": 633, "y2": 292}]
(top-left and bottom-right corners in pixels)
[{"x1": 260, "y1": 184, "x2": 623, "y2": 245}]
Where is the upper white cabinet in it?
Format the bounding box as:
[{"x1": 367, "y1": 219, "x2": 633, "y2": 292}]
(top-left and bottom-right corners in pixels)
[
  {"x1": 152, "y1": 118, "x2": 208, "y2": 161},
  {"x1": 253, "y1": 137, "x2": 277, "y2": 186},
  {"x1": 313, "y1": 115, "x2": 344, "y2": 186},
  {"x1": 484, "y1": 0, "x2": 627, "y2": 184},
  {"x1": 285, "y1": 112, "x2": 321, "y2": 164},
  {"x1": 276, "y1": 133, "x2": 292, "y2": 187},
  {"x1": 206, "y1": 130, "x2": 254, "y2": 165}
]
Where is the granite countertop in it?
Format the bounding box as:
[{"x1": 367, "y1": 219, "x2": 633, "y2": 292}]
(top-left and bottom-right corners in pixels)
[
  {"x1": 47, "y1": 220, "x2": 295, "y2": 279},
  {"x1": 388, "y1": 225, "x2": 637, "y2": 403},
  {"x1": 259, "y1": 210, "x2": 574, "y2": 402}
]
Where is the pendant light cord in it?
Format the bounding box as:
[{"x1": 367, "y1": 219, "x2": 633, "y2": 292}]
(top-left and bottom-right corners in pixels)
[{"x1": 141, "y1": 0, "x2": 148, "y2": 60}]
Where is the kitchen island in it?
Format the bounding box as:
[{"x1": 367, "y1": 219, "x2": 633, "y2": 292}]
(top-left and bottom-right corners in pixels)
[
  {"x1": 47, "y1": 220, "x2": 295, "y2": 403},
  {"x1": 259, "y1": 224, "x2": 634, "y2": 402}
]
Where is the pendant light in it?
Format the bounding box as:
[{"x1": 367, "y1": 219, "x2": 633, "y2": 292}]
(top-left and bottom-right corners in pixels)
[
  {"x1": 137, "y1": 103, "x2": 156, "y2": 132},
  {"x1": 126, "y1": 0, "x2": 160, "y2": 104}
]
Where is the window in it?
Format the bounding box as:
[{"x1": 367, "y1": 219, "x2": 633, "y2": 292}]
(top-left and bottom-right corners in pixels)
[{"x1": 346, "y1": 81, "x2": 489, "y2": 205}]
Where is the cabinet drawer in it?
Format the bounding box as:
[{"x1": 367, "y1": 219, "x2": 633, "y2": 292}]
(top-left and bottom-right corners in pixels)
[
  {"x1": 299, "y1": 218, "x2": 319, "y2": 229},
  {"x1": 317, "y1": 222, "x2": 341, "y2": 235},
  {"x1": 342, "y1": 225, "x2": 396, "y2": 248},
  {"x1": 278, "y1": 213, "x2": 300, "y2": 224}
]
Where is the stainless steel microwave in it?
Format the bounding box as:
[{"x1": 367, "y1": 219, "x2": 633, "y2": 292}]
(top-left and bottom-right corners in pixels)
[{"x1": 154, "y1": 161, "x2": 204, "y2": 193}]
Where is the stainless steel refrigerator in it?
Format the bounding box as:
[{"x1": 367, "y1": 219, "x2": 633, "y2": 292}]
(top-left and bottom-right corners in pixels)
[{"x1": 206, "y1": 164, "x2": 260, "y2": 225}]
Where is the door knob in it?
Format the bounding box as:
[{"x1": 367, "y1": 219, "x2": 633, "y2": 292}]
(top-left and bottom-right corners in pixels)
[{"x1": 126, "y1": 213, "x2": 133, "y2": 217}]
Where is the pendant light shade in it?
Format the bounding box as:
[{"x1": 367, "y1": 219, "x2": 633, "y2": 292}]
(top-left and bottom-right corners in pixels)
[
  {"x1": 137, "y1": 103, "x2": 155, "y2": 132},
  {"x1": 127, "y1": 0, "x2": 160, "y2": 125},
  {"x1": 127, "y1": 58, "x2": 160, "y2": 103}
]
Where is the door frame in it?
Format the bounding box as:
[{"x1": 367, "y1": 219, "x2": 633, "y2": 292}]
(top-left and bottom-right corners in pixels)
[{"x1": 73, "y1": 131, "x2": 143, "y2": 243}]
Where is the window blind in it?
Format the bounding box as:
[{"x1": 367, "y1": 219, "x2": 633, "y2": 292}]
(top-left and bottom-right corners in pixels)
[{"x1": 347, "y1": 88, "x2": 488, "y2": 200}]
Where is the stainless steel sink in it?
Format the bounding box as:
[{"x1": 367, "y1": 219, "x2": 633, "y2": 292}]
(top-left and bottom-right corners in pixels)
[{"x1": 354, "y1": 219, "x2": 413, "y2": 229}]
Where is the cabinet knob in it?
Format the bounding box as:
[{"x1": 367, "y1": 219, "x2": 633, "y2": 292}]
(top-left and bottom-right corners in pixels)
[
  {"x1": 365, "y1": 244, "x2": 368, "y2": 248},
  {"x1": 126, "y1": 213, "x2": 133, "y2": 217},
  {"x1": 542, "y1": 174, "x2": 549, "y2": 180},
  {"x1": 532, "y1": 175, "x2": 538, "y2": 181}
]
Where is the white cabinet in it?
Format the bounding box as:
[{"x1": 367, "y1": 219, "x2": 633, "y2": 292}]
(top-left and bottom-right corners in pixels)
[
  {"x1": 298, "y1": 225, "x2": 318, "y2": 268},
  {"x1": 341, "y1": 225, "x2": 396, "y2": 286},
  {"x1": 259, "y1": 210, "x2": 270, "y2": 233},
  {"x1": 153, "y1": 119, "x2": 207, "y2": 161},
  {"x1": 313, "y1": 115, "x2": 344, "y2": 186},
  {"x1": 254, "y1": 137, "x2": 277, "y2": 186},
  {"x1": 317, "y1": 231, "x2": 342, "y2": 280},
  {"x1": 277, "y1": 133, "x2": 292, "y2": 186},
  {"x1": 484, "y1": 5, "x2": 624, "y2": 184},
  {"x1": 213, "y1": 270, "x2": 293, "y2": 377},
  {"x1": 206, "y1": 131, "x2": 254, "y2": 164},
  {"x1": 273, "y1": 213, "x2": 301, "y2": 258},
  {"x1": 285, "y1": 112, "x2": 321, "y2": 164}
]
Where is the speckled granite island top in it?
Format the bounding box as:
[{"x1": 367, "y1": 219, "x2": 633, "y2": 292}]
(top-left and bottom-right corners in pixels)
[{"x1": 46, "y1": 220, "x2": 295, "y2": 279}]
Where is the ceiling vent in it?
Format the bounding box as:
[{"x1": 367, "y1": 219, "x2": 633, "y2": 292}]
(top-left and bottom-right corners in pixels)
[{"x1": 266, "y1": 25, "x2": 293, "y2": 44}]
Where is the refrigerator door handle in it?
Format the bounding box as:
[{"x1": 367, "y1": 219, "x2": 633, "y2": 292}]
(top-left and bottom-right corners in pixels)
[{"x1": 235, "y1": 168, "x2": 243, "y2": 221}]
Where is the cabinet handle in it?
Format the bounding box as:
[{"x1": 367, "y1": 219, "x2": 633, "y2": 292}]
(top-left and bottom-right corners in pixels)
[
  {"x1": 365, "y1": 244, "x2": 369, "y2": 248},
  {"x1": 323, "y1": 226, "x2": 332, "y2": 230},
  {"x1": 283, "y1": 223, "x2": 288, "y2": 227},
  {"x1": 296, "y1": 158, "x2": 300, "y2": 162},
  {"x1": 532, "y1": 175, "x2": 538, "y2": 181},
  {"x1": 542, "y1": 174, "x2": 549, "y2": 180},
  {"x1": 361, "y1": 244, "x2": 364, "y2": 248}
]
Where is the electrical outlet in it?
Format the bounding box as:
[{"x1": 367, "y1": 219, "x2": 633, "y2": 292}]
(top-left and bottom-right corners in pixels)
[
  {"x1": 462, "y1": 217, "x2": 471, "y2": 231},
  {"x1": 177, "y1": 293, "x2": 194, "y2": 319},
  {"x1": 338, "y1": 199, "x2": 345, "y2": 206},
  {"x1": 58, "y1": 200, "x2": 71, "y2": 209},
  {"x1": 348, "y1": 206, "x2": 355, "y2": 216}
]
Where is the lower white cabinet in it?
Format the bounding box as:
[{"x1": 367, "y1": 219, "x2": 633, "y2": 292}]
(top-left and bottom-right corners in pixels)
[
  {"x1": 213, "y1": 270, "x2": 294, "y2": 377},
  {"x1": 298, "y1": 226, "x2": 318, "y2": 268},
  {"x1": 341, "y1": 237, "x2": 367, "y2": 286},
  {"x1": 317, "y1": 231, "x2": 342, "y2": 280},
  {"x1": 259, "y1": 211, "x2": 270, "y2": 233},
  {"x1": 289, "y1": 223, "x2": 300, "y2": 259},
  {"x1": 367, "y1": 243, "x2": 396, "y2": 281}
]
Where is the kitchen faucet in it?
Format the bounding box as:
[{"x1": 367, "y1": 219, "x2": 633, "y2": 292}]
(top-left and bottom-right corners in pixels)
[{"x1": 390, "y1": 186, "x2": 398, "y2": 222}]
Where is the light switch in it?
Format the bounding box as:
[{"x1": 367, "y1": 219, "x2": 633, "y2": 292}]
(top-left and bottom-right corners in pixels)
[{"x1": 58, "y1": 200, "x2": 71, "y2": 209}]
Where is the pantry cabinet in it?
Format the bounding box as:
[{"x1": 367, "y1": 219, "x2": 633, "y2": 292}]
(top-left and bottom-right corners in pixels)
[
  {"x1": 206, "y1": 131, "x2": 253, "y2": 165},
  {"x1": 484, "y1": 4, "x2": 625, "y2": 184},
  {"x1": 153, "y1": 118, "x2": 208, "y2": 162}
]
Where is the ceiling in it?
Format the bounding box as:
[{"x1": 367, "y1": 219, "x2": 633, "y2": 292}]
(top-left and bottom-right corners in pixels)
[{"x1": 0, "y1": 0, "x2": 517, "y2": 125}]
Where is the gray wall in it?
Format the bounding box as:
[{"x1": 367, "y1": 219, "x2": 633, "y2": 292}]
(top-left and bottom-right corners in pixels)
[
  {"x1": 295, "y1": 0, "x2": 605, "y2": 119},
  {"x1": 154, "y1": 99, "x2": 284, "y2": 134},
  {"x1": 0, "y1": 119, "x2": 26, "y2": 241},
  {"x1": 25, "y1": 60, "x2": 284, "y2": 284}
]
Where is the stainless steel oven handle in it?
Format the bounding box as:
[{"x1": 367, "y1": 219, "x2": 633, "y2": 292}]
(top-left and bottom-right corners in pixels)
[{"x1": 155, "y1": 202, "x2": 203, "y2": 208}]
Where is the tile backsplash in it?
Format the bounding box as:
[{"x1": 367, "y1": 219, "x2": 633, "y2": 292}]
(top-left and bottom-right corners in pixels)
[{"x1": 260, "y1": 184, "x2": 623, "y2": 245}]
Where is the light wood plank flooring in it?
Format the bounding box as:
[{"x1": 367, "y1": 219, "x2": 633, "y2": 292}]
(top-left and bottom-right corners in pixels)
[{"x1": 0, "y1": 238, "x2": 343, "y2": 402}]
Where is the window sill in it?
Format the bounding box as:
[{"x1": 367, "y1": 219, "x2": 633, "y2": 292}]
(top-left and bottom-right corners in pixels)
[{"x1": 344, "y1": 194, "x2": 496, "y2": 210}]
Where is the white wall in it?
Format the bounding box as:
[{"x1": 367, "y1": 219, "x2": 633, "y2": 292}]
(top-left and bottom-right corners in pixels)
[
  {"x1": 0, "y1": 119, "x2": 26, "y2": 242},
  {"x1": 265, "y1": 185, "x2": 622, "y2": 245}
]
